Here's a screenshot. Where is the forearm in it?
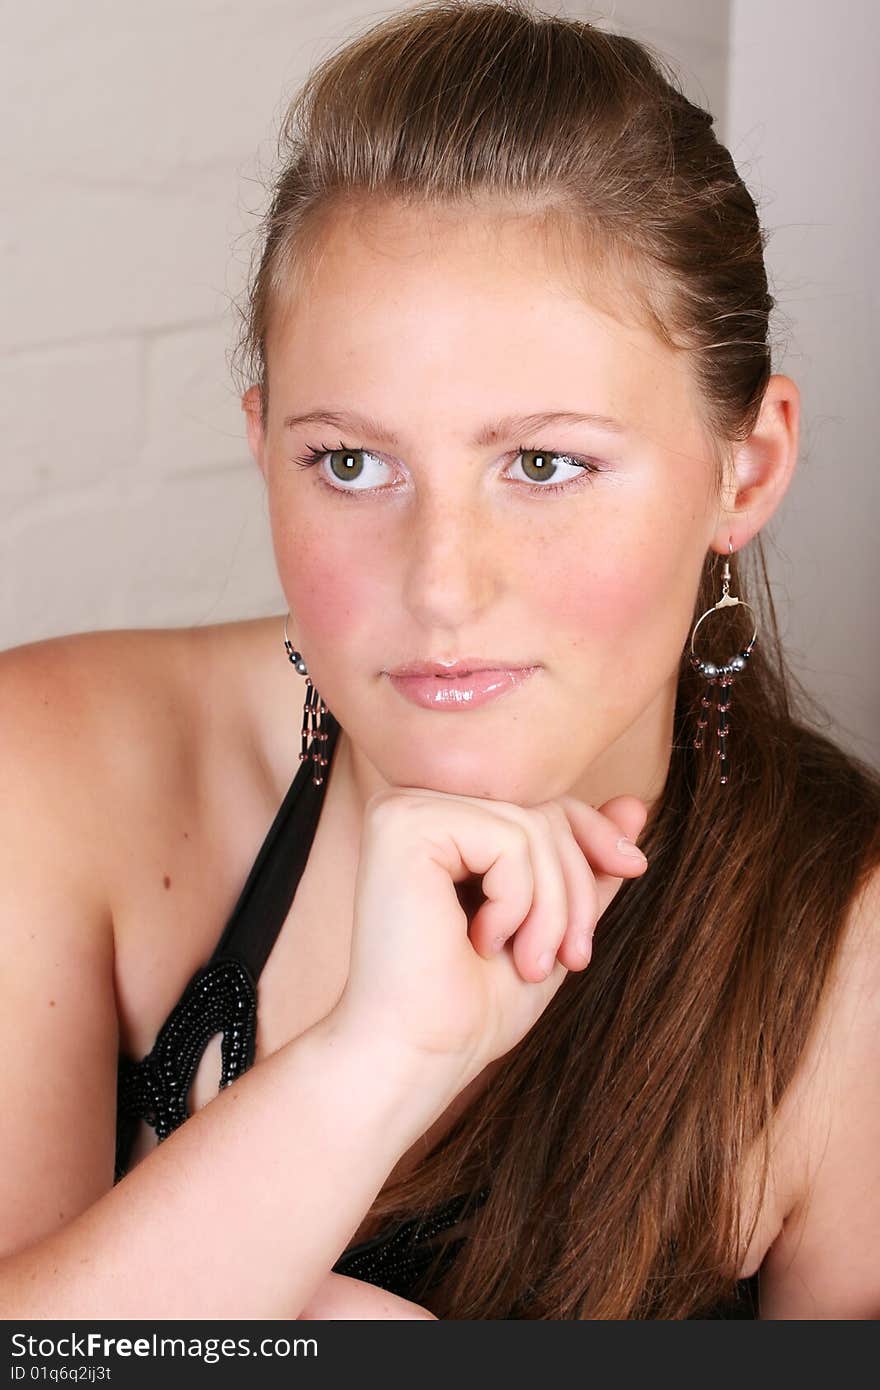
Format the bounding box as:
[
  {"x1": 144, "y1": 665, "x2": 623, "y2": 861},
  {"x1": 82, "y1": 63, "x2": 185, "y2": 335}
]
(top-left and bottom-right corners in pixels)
[{"x1": 0, "y1": 1015, "x2": 465, "y2": 1320}]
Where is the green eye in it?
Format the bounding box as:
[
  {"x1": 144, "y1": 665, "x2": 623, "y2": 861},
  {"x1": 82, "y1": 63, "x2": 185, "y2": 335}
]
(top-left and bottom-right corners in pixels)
[
  {"x1": 518, "y1": 449, "x2": 563, "y2": 483},
  {"x1": 292, "y1": 441, "x2": 603, "y2": 497},
  {"x1": 511, "y1": 446, "x2": 601, "y2": 493},
  {"x1": 327, "y1": 448, "x2": 366, "y2": 484}
]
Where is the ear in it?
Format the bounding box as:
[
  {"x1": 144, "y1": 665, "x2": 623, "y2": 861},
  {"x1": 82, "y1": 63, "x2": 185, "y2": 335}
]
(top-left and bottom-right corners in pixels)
[
  {"x1": 712, "y1": 373, "x2": 800, "y2": 553},
  {"x1": 241, "y1": 384, "x2": 268, "y2": 482}
]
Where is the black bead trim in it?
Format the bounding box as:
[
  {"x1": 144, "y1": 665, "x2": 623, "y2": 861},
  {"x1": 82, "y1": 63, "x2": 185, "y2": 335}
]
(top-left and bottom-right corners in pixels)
[
  {"x1": 115, "y1": 955, "x2": 258, "y2": 1183},
  {"x1": 333, "y1": 1184, "x2": 491, "y2": 1298}
]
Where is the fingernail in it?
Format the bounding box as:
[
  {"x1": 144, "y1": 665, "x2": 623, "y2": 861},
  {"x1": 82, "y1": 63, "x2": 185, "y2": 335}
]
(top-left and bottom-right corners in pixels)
[
  {"x1": 576, "y1": 932, "x2": 591, "y2": 959},
  {"x1": 537, "y1": 950, "x2": 555, "y2": 977},
  {"x1": 491, "y1": 935, "x2": 506, "y2": 953},
  {"x1": 617, "y1": 836, "x2": 647, "y2": 860}
]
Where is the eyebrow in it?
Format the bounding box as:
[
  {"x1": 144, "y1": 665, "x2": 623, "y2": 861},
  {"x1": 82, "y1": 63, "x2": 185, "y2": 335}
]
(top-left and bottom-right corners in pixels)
[{"x1": 282, "y1": 407, "x2": 629, "y2": 446}]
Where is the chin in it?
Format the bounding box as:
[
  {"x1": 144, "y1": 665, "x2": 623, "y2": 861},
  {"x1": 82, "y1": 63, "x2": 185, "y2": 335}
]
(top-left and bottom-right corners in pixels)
[{"x1": 376, "y1": 739, "x2": 549, "y2": 805}]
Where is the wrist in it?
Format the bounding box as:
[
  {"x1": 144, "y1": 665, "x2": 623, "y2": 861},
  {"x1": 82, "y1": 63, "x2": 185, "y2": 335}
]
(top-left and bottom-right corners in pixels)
[{"x1": 311, "y1": 1005, "x2": 474, "y2": 1118}]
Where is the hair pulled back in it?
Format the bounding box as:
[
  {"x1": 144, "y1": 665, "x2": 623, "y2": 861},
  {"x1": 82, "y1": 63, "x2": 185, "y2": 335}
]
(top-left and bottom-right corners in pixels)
[{"x1": 230, "y1": 2, "x2": 880, "y2": 1318}]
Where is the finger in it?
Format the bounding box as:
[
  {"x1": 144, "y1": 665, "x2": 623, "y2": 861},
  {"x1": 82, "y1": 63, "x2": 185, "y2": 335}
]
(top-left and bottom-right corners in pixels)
[
  {"x1": 555, "y1": 793, "x2": 649, "y2": 878},
  {"x1": 542, "y1": 804, "x2": 601, "y2": 973},
  {"x1": 531, "y1": 796, "x2": 647, "y2": 974},
  {"x1": 553, "y1": 795, "x2": 649, "y2": 943},
  {"x1": 455, "y1": 816, "x2": 537, "y2": 962},
  {"x1": 393, "y1": 784, "x2": 647, "y2": 976},
  {"x1": 389, "y1": 796, "x2": 538, "y2": 972},
  {"x1": 471, "y1": 807, "x2": 569, "y2": 983},
  {"x1": 508, "y1": 804, "x2": 577, "y2": 984},
  {"x1": 395, "y1": 784, "x2": 649, "y2": 883},
  {"x1": 597, "y1": 794, "x2": 651, "y2": 850}
]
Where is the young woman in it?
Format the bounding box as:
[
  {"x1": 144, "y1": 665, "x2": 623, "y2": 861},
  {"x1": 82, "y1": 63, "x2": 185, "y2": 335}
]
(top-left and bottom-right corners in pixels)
[{"x1": 1, "y1": 1, "x2": 878, "y2": 1320}]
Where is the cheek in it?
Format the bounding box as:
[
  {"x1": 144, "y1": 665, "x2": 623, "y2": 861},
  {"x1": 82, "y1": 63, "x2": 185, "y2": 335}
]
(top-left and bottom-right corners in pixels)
[
  {"x1": 277, "y1": 528, "x2": 369, "y2": 646},
  {"x1": 538, "y1": 532, "x2": 698, "y2": 665},
  {"x1": 537, "y1": 537, "x2": 647, "y2": 639}
]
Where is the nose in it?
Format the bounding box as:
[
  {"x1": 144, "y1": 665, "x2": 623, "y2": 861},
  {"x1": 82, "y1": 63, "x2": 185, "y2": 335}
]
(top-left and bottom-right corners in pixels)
[{"x1": 402, "y1": 492, "x2": 501, "y2": 628}]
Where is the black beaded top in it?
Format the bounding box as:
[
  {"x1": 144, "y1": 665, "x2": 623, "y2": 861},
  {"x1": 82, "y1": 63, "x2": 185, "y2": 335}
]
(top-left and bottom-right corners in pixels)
[{"x1": 113, "y1": 709, "x2": 760, "y2": 1318}]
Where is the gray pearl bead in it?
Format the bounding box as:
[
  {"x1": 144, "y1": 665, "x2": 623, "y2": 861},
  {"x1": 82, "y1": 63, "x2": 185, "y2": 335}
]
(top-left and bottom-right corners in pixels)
[
  {"x1": 701, "y1": 661, "x2": 718, "y2": 678},
  {"x1": 730, "y1": 655, "x2": 747, "y2": 672},
  {"x1": 294, "y1": 657, "x2": 309, "y2": 675}
]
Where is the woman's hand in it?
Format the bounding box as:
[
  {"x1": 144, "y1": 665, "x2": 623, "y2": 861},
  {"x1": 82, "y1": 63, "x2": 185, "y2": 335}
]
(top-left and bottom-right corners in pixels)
[
  {"x1": 297, "y1": 1271, "x2": 437, "y2": 1320},
  {"x1": 330, "y1": 786, "x2": 648, "y2": 1086}
]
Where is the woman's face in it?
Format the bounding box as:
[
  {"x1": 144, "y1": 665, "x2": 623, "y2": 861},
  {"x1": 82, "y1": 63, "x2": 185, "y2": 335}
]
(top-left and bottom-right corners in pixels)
[{"x1": 246, "y1": 201, "x2": 727, "y2": 809}]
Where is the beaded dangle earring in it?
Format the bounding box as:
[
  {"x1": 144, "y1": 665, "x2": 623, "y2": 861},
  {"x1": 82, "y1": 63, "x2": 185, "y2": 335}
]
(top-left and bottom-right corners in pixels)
[
  {"x1": 687, "y1": 538, "x2": 758, "y2": 786},
  {"x1": 282, "y1": 613, "x2": 330, "y2": 787}
]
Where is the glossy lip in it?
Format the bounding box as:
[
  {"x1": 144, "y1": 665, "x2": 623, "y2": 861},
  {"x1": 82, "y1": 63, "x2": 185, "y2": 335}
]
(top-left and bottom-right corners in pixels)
[
  {"x1": 387, "y1": 666, "x2": 539, "y2": 710},
  {"x1": 387, "y1": 657, "x2": 537, "y2": 677}
]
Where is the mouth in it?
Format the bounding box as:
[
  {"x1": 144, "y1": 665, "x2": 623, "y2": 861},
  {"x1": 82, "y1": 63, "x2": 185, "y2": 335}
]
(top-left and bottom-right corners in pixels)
[
  {"x1": 385, "y1": 665, "x2": 540, "y2": 710},
  {"x1": 387, "y1": 658, "x2": 538, "y2": 678}
]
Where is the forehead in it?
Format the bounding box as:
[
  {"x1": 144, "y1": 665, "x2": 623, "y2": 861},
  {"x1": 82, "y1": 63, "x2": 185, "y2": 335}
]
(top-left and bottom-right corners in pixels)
[{"x1": 266, "y1": 200, "x2": 703, "y2": 452}]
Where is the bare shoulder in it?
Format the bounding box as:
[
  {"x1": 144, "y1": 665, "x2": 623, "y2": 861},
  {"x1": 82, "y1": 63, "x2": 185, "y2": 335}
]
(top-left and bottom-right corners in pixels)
[
  {"x1": 0, "y1": 631, "x2": 149, "y2": 860},
  {"x1": 1, "y1": 624, "x2": 193, "y2": 735},
  {"x1": 1, "y1": 625, "x2": 192, "y2": 801},
  {"x1": 0, "y1": 621, "x2": 266, "y2": 885},
  {"x1": 759, "y1": 852, "x2": 880, "y2": 1317}
]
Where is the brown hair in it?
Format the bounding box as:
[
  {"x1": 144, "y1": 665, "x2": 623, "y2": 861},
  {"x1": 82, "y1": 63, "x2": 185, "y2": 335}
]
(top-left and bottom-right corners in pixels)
[{"x1": 230, "y1": 1, "x2": 880, "y2": 1317}]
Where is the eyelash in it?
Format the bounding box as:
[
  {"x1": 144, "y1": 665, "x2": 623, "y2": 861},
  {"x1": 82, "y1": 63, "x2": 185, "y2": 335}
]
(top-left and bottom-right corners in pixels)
[{"x1": 291, "y1": 441, "x2": 604, "y2": 498}]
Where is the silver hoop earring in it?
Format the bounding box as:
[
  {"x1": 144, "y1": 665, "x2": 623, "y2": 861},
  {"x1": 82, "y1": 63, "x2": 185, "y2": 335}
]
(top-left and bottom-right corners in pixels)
[
  {"x1": 687, "y1": 538, "x2": 758, "y2": 786},
  {"x1": 282, "y1": 613, "x2": 330, "y2": 786}
]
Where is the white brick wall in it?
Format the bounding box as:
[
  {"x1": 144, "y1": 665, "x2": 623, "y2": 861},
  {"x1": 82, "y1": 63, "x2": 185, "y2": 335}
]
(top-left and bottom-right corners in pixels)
[{"x1": 0, "y1": 1, "x2": 729, "y2": 649}]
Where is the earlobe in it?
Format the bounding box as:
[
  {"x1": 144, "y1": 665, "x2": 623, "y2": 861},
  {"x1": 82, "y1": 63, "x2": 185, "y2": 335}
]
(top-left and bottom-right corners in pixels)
[{"x1": 715, "y1": 373, "x2": 801, "y2": 550}]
